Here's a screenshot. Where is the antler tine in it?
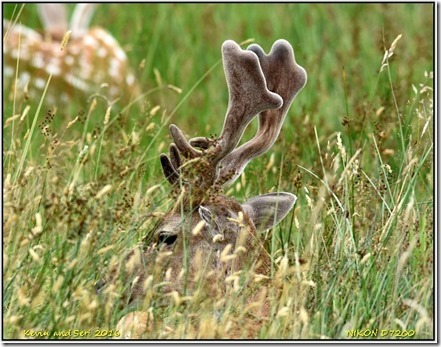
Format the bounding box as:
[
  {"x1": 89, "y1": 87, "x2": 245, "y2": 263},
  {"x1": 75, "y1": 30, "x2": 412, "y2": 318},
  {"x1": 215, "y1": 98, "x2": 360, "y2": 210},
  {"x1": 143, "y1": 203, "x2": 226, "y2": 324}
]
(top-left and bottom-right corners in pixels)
[
  {"x1": 169, "y1": 124, "x2": 202, "y2": 159},
  {"x1": 160, "y1": 143, "x2": 182, "y2": 185},
  {"x1": 160, "y1": 153, "x2": 179, "y2": 185},
  {"x1": 214, "y1": 40, "x2": 283, "y2": 163},
  {"x1": 169, "y1": 40, "x2": 283, "y2": 166},
  {"x1": 169, "y1": 143, "x2": 182, "y2": 170},
  {"x1": 217, "y1": 40, "x2": 307, "y2": 186}
]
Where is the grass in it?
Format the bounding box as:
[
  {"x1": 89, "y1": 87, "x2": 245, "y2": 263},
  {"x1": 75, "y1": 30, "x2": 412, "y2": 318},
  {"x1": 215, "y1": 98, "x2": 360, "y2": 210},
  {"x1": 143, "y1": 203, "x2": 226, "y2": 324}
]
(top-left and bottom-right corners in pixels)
[{"x1": 3, "y1": 3, "x2": 434, "y2": 340}]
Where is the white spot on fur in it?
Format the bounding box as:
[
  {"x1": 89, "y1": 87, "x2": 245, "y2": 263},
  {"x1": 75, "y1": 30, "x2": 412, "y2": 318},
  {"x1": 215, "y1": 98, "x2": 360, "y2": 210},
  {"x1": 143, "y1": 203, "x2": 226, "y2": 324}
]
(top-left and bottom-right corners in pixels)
[
  {"x1": 109, "y1": 58, "x2": 121, "y2": 73},
  {"x1": 101, "y1": 33, "x2": 117, "y2": 47},
  {"x1": 10, "y1": 46, "x2": 30, "y2": 60},
  {"x1": 19, "y1": 72, "x2": 31, "y2": 86},
  {"x1": 4, "y1": 66, "x2": 14, "y2": 77},
  {"x1": 32, "y1": 53, "x2": 44, "y2": 69},
  {"x1": 9, "y1": 23, "x2": 42, "y2": 41},
  {"x1": 79, "y1": 64, "x2": 92, "y2": 80},
  {"x1": 69, "y1": 45, "x2": 80, "y2": 55},
  {"x1": 65, "y1": 74, "x2": 89, "y2": 92},
  {"x1": 79, "y1": 55, "x2": 89, "y2": 67},
  {"x1": 114, "y1": 47, "x2": 127, "y2": 62},
  {"x1": 97, "y1": 47, "x2": 107, "y2": 57},
  {"x1": 65, "y1": 55, "x2": 74, "y2": 66},
  {"x1": 11, "y1": 49, "x2": 19, "y2": 58},
  {"x1": 46, "y1": 63, "x2": 61, "y2": 76},
  {"x1": 34, "y1": 77, "x2": 46, "y2": 89},
  {"x1": 83, "y1": 35, "x2": 97, "y2": 48},
  {"x1": 109, "y1": 68, "x2": 119, "y2": 78},
  {"x1": 17, "y1": 71, "x2": 31, "y2": 89},
  {"x1": 126, "y1": 74, "x2": 135, "y2": 86}
]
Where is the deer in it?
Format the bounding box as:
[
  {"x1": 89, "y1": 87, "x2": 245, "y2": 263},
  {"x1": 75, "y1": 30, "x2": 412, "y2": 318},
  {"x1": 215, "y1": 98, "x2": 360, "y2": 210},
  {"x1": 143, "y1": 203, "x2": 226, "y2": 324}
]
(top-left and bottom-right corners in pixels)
[
  {"x1": 3, "y1": 4, "x2": 138, "y2": 106},
  {"x1": 106, "y1": 39, "x2": 307, "y2": 338}
]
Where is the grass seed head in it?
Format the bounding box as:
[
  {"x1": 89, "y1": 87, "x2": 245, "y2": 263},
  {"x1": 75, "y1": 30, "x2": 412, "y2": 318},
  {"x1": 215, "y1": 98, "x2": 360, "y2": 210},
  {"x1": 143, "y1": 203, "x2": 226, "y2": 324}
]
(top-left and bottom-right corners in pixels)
[
  {"x1": 30, "y1": 212, "x2": 43, "y2": 237},
  {"x1": 192, "y1": 220, "x2": 206, "y2": 236}
]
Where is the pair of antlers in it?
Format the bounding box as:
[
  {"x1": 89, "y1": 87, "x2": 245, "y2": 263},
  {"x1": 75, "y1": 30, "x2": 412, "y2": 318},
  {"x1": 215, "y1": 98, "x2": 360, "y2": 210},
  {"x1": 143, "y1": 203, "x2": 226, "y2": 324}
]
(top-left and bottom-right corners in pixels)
[{"x1": 161, "y1": 39, "x2": 306, "y2": 192}]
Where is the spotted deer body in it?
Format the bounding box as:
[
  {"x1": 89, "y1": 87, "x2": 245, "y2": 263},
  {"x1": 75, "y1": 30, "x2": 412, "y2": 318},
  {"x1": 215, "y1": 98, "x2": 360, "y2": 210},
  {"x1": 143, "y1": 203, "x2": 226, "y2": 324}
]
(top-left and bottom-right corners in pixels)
[
  {"x1": 3, "y1": 4, "x2": 138, "y2": 105},
  {"x1": 114, "y1": 39, "x2": 307, "y2": 338}
]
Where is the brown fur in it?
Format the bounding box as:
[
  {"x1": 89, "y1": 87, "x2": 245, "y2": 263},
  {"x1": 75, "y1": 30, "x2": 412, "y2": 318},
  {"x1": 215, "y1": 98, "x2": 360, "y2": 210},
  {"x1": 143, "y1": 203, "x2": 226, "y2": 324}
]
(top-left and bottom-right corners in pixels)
[
  {"x1": 112, "y1": 39, "x2": 306, "y2": 338},
  {"x1": 3, "y1": 5, "x2": 139, "y2": 105}
]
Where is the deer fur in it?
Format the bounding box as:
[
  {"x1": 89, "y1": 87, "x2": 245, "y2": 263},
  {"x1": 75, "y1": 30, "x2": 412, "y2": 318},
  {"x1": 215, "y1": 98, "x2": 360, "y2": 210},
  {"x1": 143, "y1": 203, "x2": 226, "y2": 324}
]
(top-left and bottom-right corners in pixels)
[
  {"x1": 3, "y1": 4, "x2": 138, "y2": 105},
  {"x1": 110, "y1": 39, "x2": 307, "y2": 338}
]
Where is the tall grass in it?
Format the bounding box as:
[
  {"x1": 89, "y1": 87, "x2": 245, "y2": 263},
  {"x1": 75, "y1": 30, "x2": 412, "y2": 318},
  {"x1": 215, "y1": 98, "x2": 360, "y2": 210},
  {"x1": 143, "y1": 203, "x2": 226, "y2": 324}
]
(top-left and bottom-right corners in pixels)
[{"x1": 3, "y1": 3, "x2": 433, "y2": 340}]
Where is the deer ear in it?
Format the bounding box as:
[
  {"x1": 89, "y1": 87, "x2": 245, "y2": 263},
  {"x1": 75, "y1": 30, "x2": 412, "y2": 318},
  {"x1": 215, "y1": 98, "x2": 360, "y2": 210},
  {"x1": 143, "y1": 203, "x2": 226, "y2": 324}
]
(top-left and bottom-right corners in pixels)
[
  {"x1": 70, "y1": 4, "x2": 98, "y2": 34},
  {"x1": 242, "y1": 192, "x2": 296, "y2": 231},
  {"x1": 37, "y1": 4, "x2": 68, "y2": 33},
  {"x1": 198, "y1": 206, "x2": 213, "y2": 224}
]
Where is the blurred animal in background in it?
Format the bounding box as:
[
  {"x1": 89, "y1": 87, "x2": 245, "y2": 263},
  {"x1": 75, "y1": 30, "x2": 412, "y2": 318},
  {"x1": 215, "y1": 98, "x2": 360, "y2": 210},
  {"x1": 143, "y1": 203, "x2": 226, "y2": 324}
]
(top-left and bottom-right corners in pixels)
[{"x1": 3, "y1": 4, "x2": 139, "y2": 107}]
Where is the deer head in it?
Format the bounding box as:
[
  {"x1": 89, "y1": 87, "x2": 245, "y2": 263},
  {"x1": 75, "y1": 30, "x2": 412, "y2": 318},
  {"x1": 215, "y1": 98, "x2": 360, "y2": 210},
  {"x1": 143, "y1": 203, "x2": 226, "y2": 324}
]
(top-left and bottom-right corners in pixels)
[
  {"x1": 112, "y1": 39, "x2": 306, "y2": 309},
  {"x1": 3, "y1": 4, "x2": 138, "y2": 106}
]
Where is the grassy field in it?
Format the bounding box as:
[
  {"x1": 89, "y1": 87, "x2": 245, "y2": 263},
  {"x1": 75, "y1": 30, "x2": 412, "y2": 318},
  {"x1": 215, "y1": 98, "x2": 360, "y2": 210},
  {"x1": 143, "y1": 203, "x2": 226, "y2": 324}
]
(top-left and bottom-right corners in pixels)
[{"x1": 3, "y1": 3, "x2": 434, "y2": 340}]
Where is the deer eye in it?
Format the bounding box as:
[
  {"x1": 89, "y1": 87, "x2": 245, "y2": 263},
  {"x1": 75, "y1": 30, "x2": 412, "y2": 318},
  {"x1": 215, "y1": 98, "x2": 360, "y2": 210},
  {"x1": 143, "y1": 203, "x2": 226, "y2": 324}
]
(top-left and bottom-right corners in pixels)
[{"x1": 158, "y1": 233, "x2": 177, "y2": 246}]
